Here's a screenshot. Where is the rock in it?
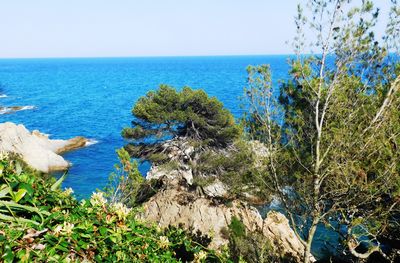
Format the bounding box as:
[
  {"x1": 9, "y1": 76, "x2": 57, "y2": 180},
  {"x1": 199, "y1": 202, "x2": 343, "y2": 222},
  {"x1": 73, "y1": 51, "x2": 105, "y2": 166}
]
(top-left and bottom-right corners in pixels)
[
  {"x1": 262, "y1": 211, "x2": 316, "y2": 262},
  {"x1": 137, "y1": 186, "x2": 315, "y2": 262},
  {"x1": 160, "y1": 138, "x2": 195, "y2": 161},
  {"x1": 146, "y1": 165, "x2": 194, "y2": 185},
  {"x1": 138, "y1": 137, "x2": 315, "y2": 261},
  {"x1": 55, "y1": 136, "x2": 88, "y2": 154},
  {"x1": 202, "y1": 180, "x2": 228, "y2": 198},
  {"x1": 0, "y1": 122, "x2": 89, "y2": 173},
  {"x1": 146, "y1": 166, "x2": 180, "y2": 181},
  {"x1": 0, "y1": 106, "x2": 35, "y2": 115},
  {"x1": 249, "y1": 140, "x2": 269, "y2": 167}
]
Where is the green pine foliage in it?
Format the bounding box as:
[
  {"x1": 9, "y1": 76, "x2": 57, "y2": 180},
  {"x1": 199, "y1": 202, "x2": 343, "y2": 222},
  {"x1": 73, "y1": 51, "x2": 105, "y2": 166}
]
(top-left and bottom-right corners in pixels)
[
  {"x1": 192, "y1": 140, "x2": 268, "y2": 201},
  {"x1": 123, "y1": 85, "x2": 240, "y2": 147}
]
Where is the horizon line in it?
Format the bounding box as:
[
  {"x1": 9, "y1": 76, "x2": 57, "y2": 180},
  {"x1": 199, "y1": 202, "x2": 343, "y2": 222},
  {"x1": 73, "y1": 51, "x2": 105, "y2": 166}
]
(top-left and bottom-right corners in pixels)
[{"x1": 0, "y1": 53, "x2": 298, "y2": 60}]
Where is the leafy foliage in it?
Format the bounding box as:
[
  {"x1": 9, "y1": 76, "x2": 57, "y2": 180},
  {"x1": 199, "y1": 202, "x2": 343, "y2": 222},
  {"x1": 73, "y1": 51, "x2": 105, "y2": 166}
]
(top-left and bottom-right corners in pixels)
[
  {"x1": 192, "y1": 140, "x2": 268, "y2": 201},
  {"x1": 121, "y1": 85, "x2": 266, "y2": 203},
  {"x1": 0, "y1": 154, "x2": 228, "y2": 262},
  {"x1": 0, "y1": 153, "x2": 54, "y2": 226},
  {"x1": 243, "y1": 0, "x2": 400, "y2": 261},
  {"x1": 104, "y1": 148, "x2": 144, "y2": 208},
  {"x1": 225, "y1": 216, "x2": 285, "y2": 263},
  {"x1": 123, "y1": 85, "x2": 240, "y2": 148}
]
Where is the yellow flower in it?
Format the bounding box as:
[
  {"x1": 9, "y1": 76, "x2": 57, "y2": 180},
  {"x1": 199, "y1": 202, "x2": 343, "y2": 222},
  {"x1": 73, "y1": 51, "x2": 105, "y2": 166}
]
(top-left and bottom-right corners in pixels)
[
  {"x1": 61, "y1": 222, "x2": 74, "y2": 236},
  {"x1": 158, "y1": 236, "x2": 170, "y2": 249},
  {"x1": 111, "y1": 202, "x2": 131, "y2": 221},
  {"x1": 63, "y1": 188, "x2": 74, "y2": 196},
  {"x1": 53, "y1": 222, "x2": 74, "y2": 236},
  {"x1": 105, "y1": 214, "x2": 116, "y2": 224},
  {"x1": 194, "y1": 250, "x2": 207, "y2": 262},
  {"x1": 90, "y1": 192, "x2": 107, "y2": 207},
  {"x1": 116, "y1": 251, "x2": 127, "y2": 261},
  {"x1": 53, "y1": 225, "x2": 63, "y2": 236}
]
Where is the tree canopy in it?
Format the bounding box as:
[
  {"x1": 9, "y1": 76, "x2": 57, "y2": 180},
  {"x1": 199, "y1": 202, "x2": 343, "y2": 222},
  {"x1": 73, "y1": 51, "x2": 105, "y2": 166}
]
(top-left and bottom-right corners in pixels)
[
  {"x1": 122, "y1": 85, "x2": 240, "y2": 147},
  {"x1": 243, "y1": 0, "x2": 400, "y2": 262}
]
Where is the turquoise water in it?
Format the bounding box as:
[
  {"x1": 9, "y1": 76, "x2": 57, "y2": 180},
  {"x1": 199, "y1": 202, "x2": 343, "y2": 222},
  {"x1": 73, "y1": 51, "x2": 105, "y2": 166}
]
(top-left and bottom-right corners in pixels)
[{"x1": 0, "y1": 56, "x2": 290, "y2": 199}]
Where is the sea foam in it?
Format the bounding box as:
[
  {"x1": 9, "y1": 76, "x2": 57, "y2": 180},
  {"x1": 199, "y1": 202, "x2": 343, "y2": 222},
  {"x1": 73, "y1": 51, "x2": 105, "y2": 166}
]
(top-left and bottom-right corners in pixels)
[
  {"x1": 20, "y1": 105, "x2": 36, "y2": 110},
  {"x1": 0, "y1": 105, "x2": 36, "y2": 115},
  {"x1": 85, "y1": 139, "x2": 99, "y2": 146}
]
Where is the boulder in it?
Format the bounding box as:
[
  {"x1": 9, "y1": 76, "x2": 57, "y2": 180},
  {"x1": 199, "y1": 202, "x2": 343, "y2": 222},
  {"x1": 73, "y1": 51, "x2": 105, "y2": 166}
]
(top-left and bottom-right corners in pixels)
[
  {"x1": 0, "y1": 122, "x2": 89, "y2": 173},
  {"x1": 202, "y1": 179, "x2": 228, "y2": 198}
]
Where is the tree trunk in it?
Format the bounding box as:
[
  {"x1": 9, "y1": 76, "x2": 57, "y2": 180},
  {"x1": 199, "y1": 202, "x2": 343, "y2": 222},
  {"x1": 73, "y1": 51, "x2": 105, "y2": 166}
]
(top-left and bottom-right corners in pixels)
[{"x1": 303, "y1": 220, "x2": 318, "y2": 263}]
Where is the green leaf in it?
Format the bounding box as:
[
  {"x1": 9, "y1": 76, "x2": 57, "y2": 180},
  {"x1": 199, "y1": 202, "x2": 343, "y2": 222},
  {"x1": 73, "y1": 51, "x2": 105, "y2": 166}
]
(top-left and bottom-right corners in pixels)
[
  {"x1": 78, "y1": 240, "x2": 89, "y2": 249},
  {"x1": 0, "y1": 213, "x2": 40, "y2": 225},
  {"x1": 2, "y1": 245, "x2": 14, "y2": 263},
  {"x1": 15, "y1": 161, "x2": 22, "y2": 176},
  {"x1": 18, "y1": 183, "x2": 34, "y2": 196},
  {"x1": 0, "y1": 185, "x2": 10, "y2": 198},
  {"x1": 0, "y1": 200, "x2": 50, "y2": 225},
  {"x1": 108, "y1": 235, "x2": 117, "y2": 243},
  {"x1": 51, "y1": 172, "x2": 67, "y2": 191},
  {"x1": 99, "y1": 226, "x2": 108, "y2": 235},
  {"x1": 55, "y1": 244, "x2": 69, "y2": 253},
  {"x1": 13, "y1": 189, "x2": 27, "y2": 203}
]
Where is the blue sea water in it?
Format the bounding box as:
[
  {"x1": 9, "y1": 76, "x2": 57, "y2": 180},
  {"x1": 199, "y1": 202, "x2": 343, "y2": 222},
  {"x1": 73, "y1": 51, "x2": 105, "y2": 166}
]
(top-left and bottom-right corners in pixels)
[{"x1": 0, "y1": 55, "x2": 290, "y2": 199}]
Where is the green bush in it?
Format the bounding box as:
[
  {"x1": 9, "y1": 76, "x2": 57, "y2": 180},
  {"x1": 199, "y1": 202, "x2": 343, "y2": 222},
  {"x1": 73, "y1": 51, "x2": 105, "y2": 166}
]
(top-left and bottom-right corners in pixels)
[
  {"x1": 0, "y1": 154, "x2": 228, "y2": 262},
  {"x1": 227, "y1": 217, "x2": 281, "y2": 263},
  {"x1": 192, "y1": 141, "x2": 267, "y2": 201}
]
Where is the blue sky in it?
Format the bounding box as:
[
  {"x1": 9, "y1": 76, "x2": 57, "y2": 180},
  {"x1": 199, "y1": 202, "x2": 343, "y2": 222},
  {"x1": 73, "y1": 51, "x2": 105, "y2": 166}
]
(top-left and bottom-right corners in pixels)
[{"x1": 0, "y1": 1, "x2": 392, "y2": 58}]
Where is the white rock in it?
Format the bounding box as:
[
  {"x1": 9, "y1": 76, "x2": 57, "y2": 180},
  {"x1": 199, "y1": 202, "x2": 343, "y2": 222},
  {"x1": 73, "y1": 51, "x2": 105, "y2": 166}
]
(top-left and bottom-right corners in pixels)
[
  {"x1": 146, "y1": 166, "x2": 176, "y2": 181},
  {"x1": 0, "y1": 122, "x2": 88, "y2": 173},
  {"x1": 146, "y1": 164, "x2": 193, "y2": 185},
  {"x1": 203, "y1": 180, "x2": 228, "y2": 198},
  {"x1": 180, "y1": 167, "x2": 193, "y2": 185}
]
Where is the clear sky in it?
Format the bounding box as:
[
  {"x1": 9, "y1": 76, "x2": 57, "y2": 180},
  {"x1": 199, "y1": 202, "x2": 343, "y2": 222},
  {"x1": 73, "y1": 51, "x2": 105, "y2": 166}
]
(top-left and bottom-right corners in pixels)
[{"x1": 0, "y1": 1, "x2": 392, "y2": 58}]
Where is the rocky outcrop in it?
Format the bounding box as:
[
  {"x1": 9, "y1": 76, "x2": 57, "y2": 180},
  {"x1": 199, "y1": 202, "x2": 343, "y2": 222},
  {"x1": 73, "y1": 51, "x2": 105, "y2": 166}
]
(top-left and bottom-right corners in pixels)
[
  {"x1": 137, "y1": 179, "x2": 315, "y2": 262},
  {"x1": 145, "y1": 138, "x2": 197, "y2": 185},
  {"x1": 0, "y1": 122, "x2": 90, "y2": 173},
  {"x1": 137, "y1": 138, "x2": 315, "y2": 262}
]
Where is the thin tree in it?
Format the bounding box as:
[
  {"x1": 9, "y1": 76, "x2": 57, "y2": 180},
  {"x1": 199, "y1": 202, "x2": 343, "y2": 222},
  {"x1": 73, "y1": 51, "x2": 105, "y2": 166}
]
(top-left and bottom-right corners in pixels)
[{"x1": 244, "y1": 0, "x2": 400, "y2": 262}]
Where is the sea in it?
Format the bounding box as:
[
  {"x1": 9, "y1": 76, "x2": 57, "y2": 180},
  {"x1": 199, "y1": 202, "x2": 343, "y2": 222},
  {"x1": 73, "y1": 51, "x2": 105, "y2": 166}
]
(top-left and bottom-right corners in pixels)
[
  {"x1": 0, "y1": 55, "x2": 291, "y2": 199},
  {"x1": 1, "y1": 55, "x2": 351, "y2": 258}
]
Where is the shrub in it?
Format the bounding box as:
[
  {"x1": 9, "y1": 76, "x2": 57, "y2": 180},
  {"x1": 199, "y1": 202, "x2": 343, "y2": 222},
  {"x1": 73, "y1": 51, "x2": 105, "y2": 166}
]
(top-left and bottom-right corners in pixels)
[{"x1": 0, "y1": 154, "x2": 228, "y2": 262}]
